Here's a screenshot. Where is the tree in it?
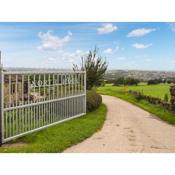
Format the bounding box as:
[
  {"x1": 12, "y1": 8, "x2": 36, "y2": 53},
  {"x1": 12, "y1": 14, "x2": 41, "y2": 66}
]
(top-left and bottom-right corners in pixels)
[
  {"x1": 113, "y1": 77, "x2": 125, "y2": 86},
  {"x1": 73, "y1": 48, "x2": 108, "y2": 90},
  {"x1": 147, "y1": 79, "x2": 162, "y2": 85},
  {"x1": 124, "y1": 77, "x2": 139, "y2": 86},
  {"x1": 113, "y1": 77, "x2": 139, "y2": 86}
]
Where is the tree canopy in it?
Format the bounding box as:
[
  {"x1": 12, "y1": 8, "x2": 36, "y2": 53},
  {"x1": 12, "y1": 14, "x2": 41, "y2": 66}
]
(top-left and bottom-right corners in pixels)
[{"x1": 73, "y1": 48, "x2": 108, "y2": 90}]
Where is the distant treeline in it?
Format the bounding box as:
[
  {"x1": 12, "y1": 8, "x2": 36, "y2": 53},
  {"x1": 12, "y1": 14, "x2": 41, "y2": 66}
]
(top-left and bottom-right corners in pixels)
[
  {"x1": 105, "y1": 77, "x2": 175, "y2": 86},
  {"x1": 147, "y1": 78, "x2": 175, "y2": 85},
  {"x1": 112, "y1": 77, "x2": 140, "y2": 86}
]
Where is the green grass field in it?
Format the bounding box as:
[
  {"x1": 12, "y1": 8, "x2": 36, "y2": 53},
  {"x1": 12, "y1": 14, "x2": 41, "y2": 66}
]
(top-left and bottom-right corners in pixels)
[
  {"x1": 97, "y1": 84, "x2": 175, "y2": 125},
  {"x1": 0, "y1": 104, "x2": 107, "y2": 153},
  {"x1": 104, "y1": 83, "x2": 171, "y2": 100}
]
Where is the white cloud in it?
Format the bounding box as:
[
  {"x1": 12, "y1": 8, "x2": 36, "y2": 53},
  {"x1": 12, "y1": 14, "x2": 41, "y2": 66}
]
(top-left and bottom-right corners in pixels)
[
  {"x1": 104, "y1": 48, "x2": 113, "y2": 54},
  {"x1": 169, "y1": 23, "x2": 175, "y2": 32},
  {"x1": 132, "y1": 43, "x2": 152, "y2": 49},
  {"x1": 47, "y1": 49, "x2": 87, "y2": 63},
  {"x1": 127, "y1": 28, "x2": 156, "y2": 37},
  {"x1": 68, "y1": 31, "x2": 73, "y2": 36},
  {"x1": 40, "y1": 49, "x2": 89, "y2": 68},
  {"x1": 48, "y1": 57, "x2": 56, "y2": 61},
  {"x1": 75, "y1": 49, "x2": 83, "y2": 54},
  {"x1": 97, "y1": 23, "x2": 117, "y2": 34},
  {"x1": 118, "y1": 57, "x2": 126, "y2": 60},
  {"x1": 38, "y1": 30, "x2": 72, "y2": 51}
]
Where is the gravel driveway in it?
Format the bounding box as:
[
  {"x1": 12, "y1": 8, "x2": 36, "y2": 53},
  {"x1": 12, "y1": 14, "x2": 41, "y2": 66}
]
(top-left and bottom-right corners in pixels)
[{"x1": 64, "y1": 95, "x2": 175, "y2": 153}]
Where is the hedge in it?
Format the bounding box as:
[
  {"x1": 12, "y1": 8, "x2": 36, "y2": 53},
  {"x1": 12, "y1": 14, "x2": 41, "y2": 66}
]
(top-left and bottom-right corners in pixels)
[{"x1": 129, "y1": 90, "x2": 171, "y2": 111}]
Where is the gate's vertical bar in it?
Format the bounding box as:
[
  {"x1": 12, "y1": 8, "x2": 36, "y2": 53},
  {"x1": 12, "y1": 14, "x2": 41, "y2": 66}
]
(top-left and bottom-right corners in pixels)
[
  {"x1": 84, "y1": 71, "x2": 86, "y2": 114},
  {"x1": 44, "y1": 74, "x2": 46, "y2": 101},
  {"x1": 0, "y1": 52, "x2": 4, "y2": 145}
]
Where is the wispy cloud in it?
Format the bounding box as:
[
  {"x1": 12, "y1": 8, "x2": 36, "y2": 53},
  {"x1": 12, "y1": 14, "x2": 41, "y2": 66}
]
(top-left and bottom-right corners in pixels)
[
  {"x1": 169, "y1": 23, "x2": 175, "y2": 32},
  {"x1": 97, "y1": 23, "x2": 117, "y2": 34},
  {"x1": 104, "y1": 48, "x2": 113, "y2": 54},
  {"x1": 118, "y1": 57, "x2": 127, "y2": 60},
  {"x1": 144, "y1": 58, "x2": 152, "y2": 62},
  {"x1": 38, "y1": 30, "x2": 72, "y2": 51},
  {"x1": 127, "y1": 28, "x2": 156, "y2": 37},
  {"x1": 48, "y1": 49, "x2": 87, "y2": 63},
  {"x1": 132, "y1": 43, "x2": 152, "y2": 49}
]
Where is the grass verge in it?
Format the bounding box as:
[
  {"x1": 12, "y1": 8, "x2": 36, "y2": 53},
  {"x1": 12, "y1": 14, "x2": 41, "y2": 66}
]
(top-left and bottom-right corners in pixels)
[
  {"x1": 0, "y1": 104, "x2": 107, "y2": 153},
  {"x1": 98, "y1": 85, "x2": 175, "y2": 125}
]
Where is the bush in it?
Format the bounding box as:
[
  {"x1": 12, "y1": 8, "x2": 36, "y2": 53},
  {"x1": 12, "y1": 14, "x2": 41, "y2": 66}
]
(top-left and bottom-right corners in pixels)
[
  {"x1": 113, "y1": 77, "x2": 125, "y2": 86},
  {"x1": 129, "y1": 90, "x2": 171, "y2": 111},
  {"x1": 86, "y1": 90, "x2": 102, "y2": 112},
  {"x1": 124, "y1": 77, "x2": 140, "y2": 86},
  {"x1": 164, "y1": 93, "x2": 169, "y2": 102}
]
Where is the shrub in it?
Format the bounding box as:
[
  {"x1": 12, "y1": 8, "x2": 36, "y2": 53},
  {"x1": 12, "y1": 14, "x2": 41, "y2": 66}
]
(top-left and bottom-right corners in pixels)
[
  {"x1": 86, "y1": 90, "x2": 102, "y2": 112},
  {"x1": 170, "y1": 85, "x2": 175, "y2": 111},
  {"x1": 164, "y1": 93, "x2": 169, "y2": 102},
  {"x1": 129, "y1": 90, "x2": 171, "y2": 111},
  {"x1": 135, "y1": 92, "x2": 144, "y2": 101}
]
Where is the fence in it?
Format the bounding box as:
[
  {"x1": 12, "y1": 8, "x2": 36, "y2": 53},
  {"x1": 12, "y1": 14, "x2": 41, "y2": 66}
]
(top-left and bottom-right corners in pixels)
[{"x1": 0, "y1": 66, "x2": 86, "y2": 144}]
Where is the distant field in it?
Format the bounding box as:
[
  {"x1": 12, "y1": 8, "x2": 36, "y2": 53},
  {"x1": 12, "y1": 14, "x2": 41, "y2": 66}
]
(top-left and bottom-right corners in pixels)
[{"x1": 101, "y1": 83, "x2": 171, "y2": 100}]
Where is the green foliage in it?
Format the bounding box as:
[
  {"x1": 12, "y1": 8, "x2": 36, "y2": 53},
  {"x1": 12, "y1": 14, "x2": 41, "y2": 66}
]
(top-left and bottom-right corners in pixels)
[
  {"x1": 0, "y1": 104, "x2": 107, "y2": 153},
  {"x1": 129, "y1": 90, "x2": 171, "y2": 111},
  {"x1": 73, "y1": 47, "x2": 108, "y2": 90},
  {"x1": 113, "y1": 77, "x2": 125, "y2": 86},
  {"x1": 86, "y1": 90, "x2": 102, "y2": 112},
  {"x1": 164, "y1": 93, "x2": 169, "y2": 102},
  {"x1": 170, "y1": 85, "x2": 175, "y2": 111},
  {"x1": 113, "y1": 77, "x2": 139, "y2": 86},
  {"x1": 147, "y1": 79, "x2": 163, "y2": 85}
]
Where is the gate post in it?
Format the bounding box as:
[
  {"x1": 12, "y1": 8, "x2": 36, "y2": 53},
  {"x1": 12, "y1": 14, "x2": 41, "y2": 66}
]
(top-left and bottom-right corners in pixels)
[{"x1": 0, "y1": 51, "x2": 3, "y2": 145}]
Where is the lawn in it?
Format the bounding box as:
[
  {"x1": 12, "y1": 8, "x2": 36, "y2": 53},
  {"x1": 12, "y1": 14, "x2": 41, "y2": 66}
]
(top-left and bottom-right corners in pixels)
[
  {"x1": 97, "y1": 84, "x2": 175, "y2": 125},
  {"x1": 0, "y1": 104, "x2": 107, "y2": 153},
  {"x1": 103, "y1": 83, "x2": 171, "y2": 100},
  {"x1": 126, "y1": 83, "x2": 171, "y2": 100}
]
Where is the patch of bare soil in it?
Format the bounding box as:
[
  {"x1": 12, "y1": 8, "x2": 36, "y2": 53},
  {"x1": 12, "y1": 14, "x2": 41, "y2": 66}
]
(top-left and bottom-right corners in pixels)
[{"x1": 2, "y1": 142, "x2": 28, "y2": 149}]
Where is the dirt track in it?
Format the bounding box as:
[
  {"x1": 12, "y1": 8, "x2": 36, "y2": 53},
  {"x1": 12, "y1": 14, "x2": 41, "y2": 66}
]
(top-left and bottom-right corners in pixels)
[{"x1": 64, "y1": 95, "x2": 175, "y2": 153}]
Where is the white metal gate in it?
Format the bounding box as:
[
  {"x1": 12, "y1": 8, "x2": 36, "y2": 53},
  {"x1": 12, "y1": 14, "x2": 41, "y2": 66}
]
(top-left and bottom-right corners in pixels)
[{"x1": 0, "y1": 66, "x2": 86, "y2": 144}]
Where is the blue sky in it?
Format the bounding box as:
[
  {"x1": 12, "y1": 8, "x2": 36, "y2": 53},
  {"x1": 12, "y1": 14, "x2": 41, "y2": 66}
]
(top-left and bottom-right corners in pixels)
[{"x1": 0, "y1": 22, "x2": 175, "y2": 70}]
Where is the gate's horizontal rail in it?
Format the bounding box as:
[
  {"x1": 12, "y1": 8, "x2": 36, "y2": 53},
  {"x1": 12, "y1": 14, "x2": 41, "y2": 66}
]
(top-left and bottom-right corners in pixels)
[
  {"x1": 4, "y1": 93, "x2": 86, "y2": 111},
  {"x1": 3, "y1": 70, "x2": 85, "y2": 75}
]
